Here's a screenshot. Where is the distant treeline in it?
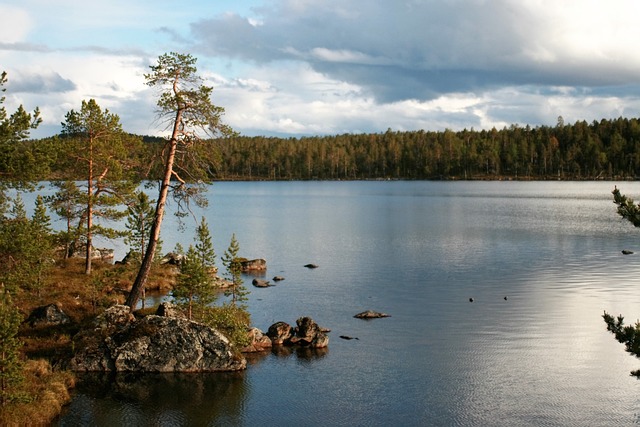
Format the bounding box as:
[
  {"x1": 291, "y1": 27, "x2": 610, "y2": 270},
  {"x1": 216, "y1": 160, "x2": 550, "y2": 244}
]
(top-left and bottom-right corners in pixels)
[{"x1": 30, "y1": 116, "x2": 640, "y2": 181}]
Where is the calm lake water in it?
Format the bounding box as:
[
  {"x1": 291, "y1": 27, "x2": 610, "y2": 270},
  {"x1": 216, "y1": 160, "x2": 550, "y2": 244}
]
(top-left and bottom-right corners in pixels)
[{"x1": 56, "y1": 181, "x2": 640, "y2": 426}]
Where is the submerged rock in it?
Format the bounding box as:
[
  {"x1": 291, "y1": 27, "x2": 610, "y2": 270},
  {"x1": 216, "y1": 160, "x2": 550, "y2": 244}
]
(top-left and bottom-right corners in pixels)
[
  {"x1": 70, "y1": 305, "x2": 246, "y2": 372},
  {"x1": 252, "y1": 278, "x2": 271, "y2": 288}
]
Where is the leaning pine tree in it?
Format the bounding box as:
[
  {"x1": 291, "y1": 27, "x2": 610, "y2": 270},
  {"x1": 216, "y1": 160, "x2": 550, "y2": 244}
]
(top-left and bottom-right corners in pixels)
[{"x1": 125, "y1": 52, "x2": 235, "y2": 310}]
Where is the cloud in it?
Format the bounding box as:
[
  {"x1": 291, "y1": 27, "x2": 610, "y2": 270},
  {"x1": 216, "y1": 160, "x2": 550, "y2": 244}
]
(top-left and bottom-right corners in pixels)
[
  {"x1": 188, "y1": 0, "x2": 640, "y2": 103},
  {"x1": 9, "y1": 71, "x2": 76, "y2": 94},
  {"x1": 0, "y1": 5, "x2": 32, "y2": 43}
]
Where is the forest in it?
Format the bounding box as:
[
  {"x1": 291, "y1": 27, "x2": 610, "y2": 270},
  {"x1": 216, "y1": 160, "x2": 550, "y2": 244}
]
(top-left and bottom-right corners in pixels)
[{"x1": 20, "y1": 115, "x2": 640, "y2": 182}]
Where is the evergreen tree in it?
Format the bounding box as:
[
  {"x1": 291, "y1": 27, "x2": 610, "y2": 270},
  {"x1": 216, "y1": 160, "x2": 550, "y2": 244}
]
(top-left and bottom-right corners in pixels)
[
  {"x1": 0, "y1": 290, "x2": 25, "y2": 406},
  {"x1": 172, "y1": 244, "x2": 216, "y2": 319},
  {"x1": 194, "y1": 217, "x2": 216, "y2": 271},
  {"x1": 124, "y1": 191, "x2": 156, "y2": 264},
  {"x1": 60, "y1": 99, "x2": 140, "y2": 274},
  {"x1": 44, "y1": 181, "x2": 85, "y2": 260},
  {"x1": 30, "y1": 195, "x2": 54, "y2": 294},
  {"x1": 0, "y1": 71, "x2": 43, "y2": 197},
  {"x1": 221, "y1": 233, "x2": 248, "y2": 307},
  {"x1": 0, "y1": 195, "x2": 37, "y2": 294}
]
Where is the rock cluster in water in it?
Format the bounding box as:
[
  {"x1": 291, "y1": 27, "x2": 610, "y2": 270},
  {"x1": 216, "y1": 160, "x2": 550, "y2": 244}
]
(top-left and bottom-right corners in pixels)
[{"x1": 243, "y1": 316, "x2": 329, "y2": 352}]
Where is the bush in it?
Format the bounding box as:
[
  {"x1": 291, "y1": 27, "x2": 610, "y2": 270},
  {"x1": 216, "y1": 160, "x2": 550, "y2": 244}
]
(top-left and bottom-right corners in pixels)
[{"x1": 193, "y1": 304, "x2": 251, "y2": 349}]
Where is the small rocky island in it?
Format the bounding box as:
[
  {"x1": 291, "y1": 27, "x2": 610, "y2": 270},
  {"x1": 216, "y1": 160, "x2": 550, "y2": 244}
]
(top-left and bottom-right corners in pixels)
[{"x1": 69, "y1": 303, "x2": 330, "y2": 373}]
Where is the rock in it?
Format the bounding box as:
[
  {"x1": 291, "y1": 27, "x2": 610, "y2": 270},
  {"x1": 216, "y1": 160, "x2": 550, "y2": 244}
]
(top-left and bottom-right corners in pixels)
[
  {"x1": 622, "y1": 250, "x2": 634, "y2": 255},
  {"x1": 155, "y1": 302, "x2": 185, "y2": 318},
  {"x1": 160, "y1": 252, "x2": 186, "y2": 266},
  {"x1": 242, "y1": 327, "x2": 273, "y2": 353},
  {"x1": 66, "y1": 244, "x2": 114, "y2": 261},
  {"x1": 266, "y1": 317, "x2": 329, "y2": 348},
  {"x1": 290, "y1": 317, "x2": 329, "y2": 348},
  {"x1": 252, "y1": 278, "x2": 271, "y2": 288},
  {"x1": 241, "y1": 258, "x2": 267, "y2": 271},
  {"x1": 304, "y1": 264, "x2": 319, "y2": 269},
  {"x1": 27, "y1": 303, "x2": 71, "y2": 327},
  {"x1": 272, "y1": 276, "x2": 285, "y2": 281},
  {"x1": 266, "y1": 321, "x2": 293, "y2": 345},
  {"x1": 70, "y1": 305, "x2": 246, "y2": 372},
  {"x1": 354, "y1": 310, "x2": 391, "y2": 319}
]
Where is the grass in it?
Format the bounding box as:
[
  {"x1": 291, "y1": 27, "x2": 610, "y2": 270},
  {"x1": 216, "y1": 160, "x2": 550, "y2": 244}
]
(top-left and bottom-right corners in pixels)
[{"x1": 0, "y1": 359, "x2": 75, "y2": 425}]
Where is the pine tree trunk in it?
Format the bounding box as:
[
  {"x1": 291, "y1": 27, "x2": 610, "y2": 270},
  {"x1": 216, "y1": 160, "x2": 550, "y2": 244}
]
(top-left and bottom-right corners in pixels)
[
  {"x1": 85, "y1": 154, "x2": 93, "y2": 275},
  {"x1": 125, "y1": 109, "x2": 182, "y2": 310}
]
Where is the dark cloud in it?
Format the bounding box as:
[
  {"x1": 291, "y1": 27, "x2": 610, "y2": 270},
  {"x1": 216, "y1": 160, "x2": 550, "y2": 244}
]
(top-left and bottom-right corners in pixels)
[
  {"x1": 10, "y1": 71, "x2": 76, "y2": 94},
  {"x1": 187, "y1": 0, "x2": 640, "y2": 103},
  {"x1": 0, "y1": 42, "x2": 50, "y2": 53}
]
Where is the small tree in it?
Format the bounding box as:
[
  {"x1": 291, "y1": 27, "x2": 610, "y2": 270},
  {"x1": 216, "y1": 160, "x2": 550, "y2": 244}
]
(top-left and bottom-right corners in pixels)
[
  {"x1": 172, "y1": 245, "x2": 216, "y2": 320},
  {"x1": 124, "y1": 191, "x2": 156, "y2": 264},
  {"x1": 44, "y1": 181, "x2": 85, "y2": 260},
  {"x1": 221, "y1": 233, "x2": 248, "y2": 307},
  {"x1": 0, "y1": 195, "x2": 41, "y2": 294},
  {"x1": 30, "y1": 195, "x2": 54, "y2": 294},
  {"x1": 0, "y1": 291, "x2": 25, "y2": 406},
  {"x1": 195, "y1": 217, "x2": 216, "y2": 271}
]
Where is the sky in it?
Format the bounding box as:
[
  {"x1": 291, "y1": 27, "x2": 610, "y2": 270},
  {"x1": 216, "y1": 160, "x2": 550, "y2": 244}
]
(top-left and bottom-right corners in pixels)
[{"x1": 2, "y1": 0, "x2": 640, "y2": 139}]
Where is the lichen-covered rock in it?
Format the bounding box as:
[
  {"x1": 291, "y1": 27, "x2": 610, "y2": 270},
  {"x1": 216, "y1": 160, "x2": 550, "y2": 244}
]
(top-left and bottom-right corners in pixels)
[
  {"x1": 27, "y1": 303, "x2": 71, "y2": 327},
  {"x1": 242, "y1": 327, "x2": 273, "y2": 352},
  {"x1": 70, "y1": 305, "x2": 246, "y2": 372}
]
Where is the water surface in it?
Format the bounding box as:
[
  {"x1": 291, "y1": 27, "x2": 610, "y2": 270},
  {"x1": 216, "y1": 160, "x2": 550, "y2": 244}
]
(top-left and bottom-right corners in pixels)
[{"x1": 58, "y1": 181, "x2": 640, "y2": 426}]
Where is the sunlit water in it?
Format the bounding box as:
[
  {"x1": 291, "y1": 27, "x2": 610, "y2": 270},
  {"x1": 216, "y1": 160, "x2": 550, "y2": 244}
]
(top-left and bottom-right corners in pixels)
[{"x1": 54, "y1": 181, "x2": 640, "y2": 426}]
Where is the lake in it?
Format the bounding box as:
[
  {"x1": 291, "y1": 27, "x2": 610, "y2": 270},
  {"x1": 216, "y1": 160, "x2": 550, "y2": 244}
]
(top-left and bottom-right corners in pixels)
[{"x1": 56, "y1": 181, "x2": 640, "y2": 426}]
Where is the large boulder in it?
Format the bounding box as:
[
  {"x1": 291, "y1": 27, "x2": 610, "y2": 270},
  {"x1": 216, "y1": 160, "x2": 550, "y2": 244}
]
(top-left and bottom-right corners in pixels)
[{"x1": 70, "y1": 305, "x2": 246, "y2": 372}]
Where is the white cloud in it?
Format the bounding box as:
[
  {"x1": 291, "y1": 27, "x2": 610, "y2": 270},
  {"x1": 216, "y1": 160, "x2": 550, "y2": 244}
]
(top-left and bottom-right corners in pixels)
[{"x1": 0, "y1": 5, "x2": 32, "y2": 43}]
